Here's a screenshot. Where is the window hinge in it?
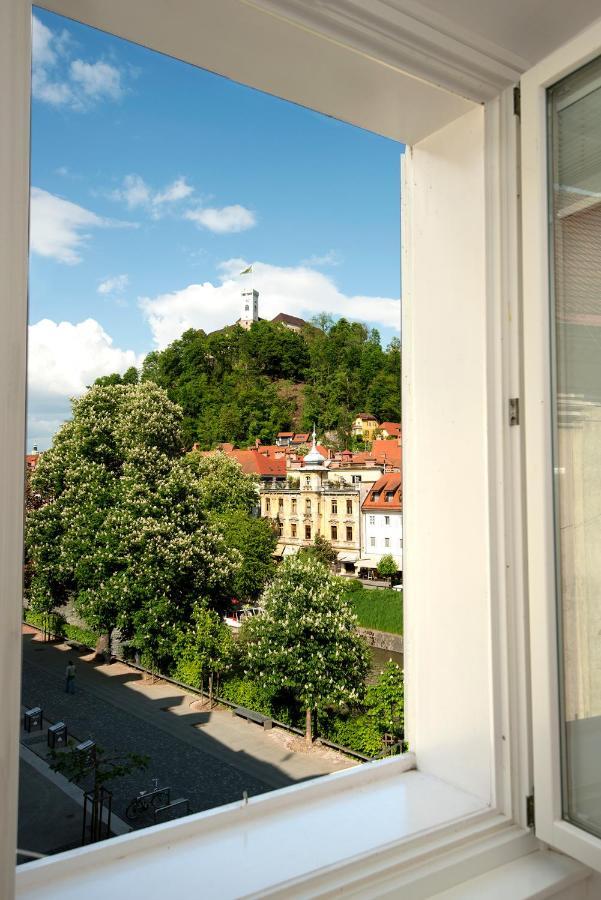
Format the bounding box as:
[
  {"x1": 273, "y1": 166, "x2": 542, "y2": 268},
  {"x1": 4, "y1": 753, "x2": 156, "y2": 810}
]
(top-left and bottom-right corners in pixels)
[
  {"x1": 513, "y1": 85, "x2": 521, "y2": 118},
  {"x1": 509, "y1": 397, "x2": 520, "y2": 426},
  {"x1": 526, "y1": 793, "x2": 535, "y2": 828}
]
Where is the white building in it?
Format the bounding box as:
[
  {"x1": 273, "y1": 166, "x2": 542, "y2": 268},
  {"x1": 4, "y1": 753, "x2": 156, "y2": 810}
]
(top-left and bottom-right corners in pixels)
[{"x1": 360, "y1": 473, "x2": 402, "y2": 575}]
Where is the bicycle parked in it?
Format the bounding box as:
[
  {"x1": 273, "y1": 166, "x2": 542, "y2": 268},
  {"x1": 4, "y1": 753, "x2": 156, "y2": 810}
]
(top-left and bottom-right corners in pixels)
[{"x1": 126, "y1": 778, "x2": 171, "y2": 821}]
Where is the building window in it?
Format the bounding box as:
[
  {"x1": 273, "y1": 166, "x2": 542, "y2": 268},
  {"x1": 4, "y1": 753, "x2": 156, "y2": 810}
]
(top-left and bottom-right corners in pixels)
[
  {"x1": 278, "y1": 497, "x2": 283, "y2": 510},
  {"x1": 291, "y1": 523, "x2": 297, "y2": 538},
  {"x1": 305, "y1": 499, "x2": 311, "y2": 513},
  {"x1": 331, "y1": 500, "x2": 338, "y2": 514},
  {"x1": 266, "y1": 498, "x2": 270, "y2": 513},
  {"x1": 386, "y1": 491, "x2": 394, "y2": 502},
  {"x1": 369, "y1": 515, "x2": 375, "y2": 525},
  {"x1": 291, "y1": 498, "x2": 297, "y2": 513},
  {"x1": 385, "y1": 537, "x2": 390, "y2": 548},
  {"x1": 331, "y1": 525, "x2": 338, "y2": 540},
  {"x1": 385, "y1": 515, "x2": 390, "y2": 526},
  {"x1": 278, "y1": 521, "x2": 283, "y2": 536},
  {"x1": 370, "y1": 537, "x2": 375, "y2": 548},
  {"x1": 305, "y1": 476, "x2": 310, "y2": 486},
  {"x1": 346, "y1": 526, "x2": 353, "y2": 541},
  {"x1": 305, "y1": 525, "x2": 311, "y2": 540},
  {"x1": 373, "y1": 492, "x2": 381, "y2": 502},
  {"x1": 346, "y1": 499, "x2": 352, "y2": 515},
  {"x1": 352, "y1": 474, "x2": 361, "y2": 483}
]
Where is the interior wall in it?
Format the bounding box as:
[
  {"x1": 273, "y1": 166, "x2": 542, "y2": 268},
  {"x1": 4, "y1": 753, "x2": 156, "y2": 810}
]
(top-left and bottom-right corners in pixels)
[{"x1": 403, "y1": 106, "x2": 493, "y2": 801}]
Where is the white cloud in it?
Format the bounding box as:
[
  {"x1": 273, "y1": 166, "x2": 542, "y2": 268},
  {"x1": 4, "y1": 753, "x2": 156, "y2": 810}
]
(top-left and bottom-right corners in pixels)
[
  {"x1": 301, "y1": 249, "x2": 342, "y2": 267},
  {"x1": 111, "y1": 174, "x2": 194, "y2": 217},
  {"x1": 32, "y1": 15, "x2": 59, "y2": 68},
  {"x1": 31, "y1": 14, "x2": 125, "y2": 111},
  {"x1": 185, "y1": 204, "x2": 256, "y2": 234},
  {"x1": 153, "y1": 177, "x2": 194, "y2": 205},
  {"x1": 112, "y1": 174, "x2": 151, "y2": 209},
  {"x1": 98, "y1": 274, "x2": 129, "y2": 295},
  {"x1": 30, "y1": 187, "x2": 107, "y2": 265},
  {"x1": 27, "y1": 318, "x2": 143, "y2": 449},
  {"x1": 70, "y1": 59, "x2": 123, "y2": 101},
  {"x1": 139, "y1": 258, "x2": 400, "y2": 349}
]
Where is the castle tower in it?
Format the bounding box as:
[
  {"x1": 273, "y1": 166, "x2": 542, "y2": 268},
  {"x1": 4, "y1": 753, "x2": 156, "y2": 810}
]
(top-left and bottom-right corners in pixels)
[{"x1": 240, "y1": 288, "x2": 259, "y2": 331}]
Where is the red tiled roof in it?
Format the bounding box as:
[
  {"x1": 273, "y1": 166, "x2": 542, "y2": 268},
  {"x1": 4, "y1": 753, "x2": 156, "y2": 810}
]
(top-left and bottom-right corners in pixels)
[
  {"x1": 277, "y1": 432, "x2": 294, "y2": 437},
  {"x1": 195, "y1": 447, "x2": 286, "y2": 478},
  {"x1": 354, "y1": 413, "x2": 378, "y2": 421},
  {"x1": 368, "y1": 439, "x2": 401, "y2": 467},
  {"x1": 379, "y1": 422, "x2": 401, "y2": 435},
  {"x1": 362, "y1": 473, "x2": 402, "y2": 511},
  {"x1": 25, "y1": 454, "x2": 41, "y2": 470},
  {"x1": 231, "y1": 450, "x2": 286, "y2": 477}
]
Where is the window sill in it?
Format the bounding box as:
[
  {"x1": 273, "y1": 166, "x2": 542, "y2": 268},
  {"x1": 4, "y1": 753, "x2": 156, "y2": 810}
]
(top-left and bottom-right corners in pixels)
[{"x1": 16, "y1": 754, "x2": 541, "y2": 899}]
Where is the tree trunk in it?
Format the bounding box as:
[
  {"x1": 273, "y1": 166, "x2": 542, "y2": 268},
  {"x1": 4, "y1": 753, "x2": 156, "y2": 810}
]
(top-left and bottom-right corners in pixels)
[
  {"x1": 209, "y1": 672, "x2": 214, "y2": 709},
  {"x1": 305, "y1": 707, "x2": 313, "y2": 745}
]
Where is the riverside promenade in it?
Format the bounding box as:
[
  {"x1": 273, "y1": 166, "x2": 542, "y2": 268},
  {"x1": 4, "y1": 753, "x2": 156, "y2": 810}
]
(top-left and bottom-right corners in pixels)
[{"x1": 20, "y1": 625, "x2": 354, "y2": 853}]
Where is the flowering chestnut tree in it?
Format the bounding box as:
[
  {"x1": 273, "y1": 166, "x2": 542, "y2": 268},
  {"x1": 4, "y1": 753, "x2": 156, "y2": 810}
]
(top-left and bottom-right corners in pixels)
[
  {"x1": 26, "y1": 382, "x2": 243, "y2": 667},
  {"x1": 243, "y1": 555, "x2": 370, "y2": 743}
]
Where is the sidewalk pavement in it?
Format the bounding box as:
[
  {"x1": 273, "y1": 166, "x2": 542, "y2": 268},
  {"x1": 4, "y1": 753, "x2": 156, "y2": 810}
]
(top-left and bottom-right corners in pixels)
[{"x1": 21, "y1": 627, "x2": 354, "y2": 834}]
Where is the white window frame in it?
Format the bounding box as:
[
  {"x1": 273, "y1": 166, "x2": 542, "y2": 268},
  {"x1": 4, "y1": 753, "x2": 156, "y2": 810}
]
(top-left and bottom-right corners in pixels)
[
  {"x1": 522, "y1": 15, "x2": 601, "y2": 873},
  {"x1": 3, "y1": 0, "x2": 592, "y2": 896}
]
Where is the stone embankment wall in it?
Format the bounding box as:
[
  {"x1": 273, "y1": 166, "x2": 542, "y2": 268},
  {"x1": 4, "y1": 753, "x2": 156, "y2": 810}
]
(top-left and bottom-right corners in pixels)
[{"x1": 356, "y1": 627, "x2": 403, "y2": 653}]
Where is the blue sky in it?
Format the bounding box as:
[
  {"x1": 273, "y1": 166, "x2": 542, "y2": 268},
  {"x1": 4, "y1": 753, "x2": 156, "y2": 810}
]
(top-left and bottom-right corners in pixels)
[{"x1": 29, "y1": 7, "x2": 403, "y2": 449}]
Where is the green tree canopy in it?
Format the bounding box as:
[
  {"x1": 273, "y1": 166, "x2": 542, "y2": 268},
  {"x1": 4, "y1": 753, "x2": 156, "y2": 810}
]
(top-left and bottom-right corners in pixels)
[
  {"x1": 212, "y1": 510, "x2": 278, "y2": 601},
  {"x1": 298, "y1": 534, "x2": 337, "y2": 568},
  {"x1": 172, "y1": 602, "x2": 234, "y2": 700},
  {"x1": 376, "y1": 553, "x2": 398, "y2": 579},
  {"x1": 96, "y1": 314, "x2": 401, "y2": 449},
  {"x1": 243, "y1": 555, "x2": 370, "y2": 742},
  {"x1": 26, "y1": 382, "x2": 247, "y2": 667}
]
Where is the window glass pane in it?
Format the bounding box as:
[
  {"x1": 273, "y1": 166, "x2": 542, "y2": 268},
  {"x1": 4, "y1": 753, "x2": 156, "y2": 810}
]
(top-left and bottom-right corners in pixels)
[{"x1": 549, "y1": 54, "x2": 601, "y2": 838}]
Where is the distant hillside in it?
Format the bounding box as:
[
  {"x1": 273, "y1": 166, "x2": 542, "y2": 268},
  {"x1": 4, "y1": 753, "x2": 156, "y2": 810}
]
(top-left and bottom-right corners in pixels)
[{"x1": 100, "y1": 316, "x2": 401, "y2": 449}]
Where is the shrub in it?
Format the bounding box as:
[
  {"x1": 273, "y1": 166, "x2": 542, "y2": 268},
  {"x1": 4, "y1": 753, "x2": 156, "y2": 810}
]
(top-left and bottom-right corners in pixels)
[
  {"x1": 23, "y1": 608, "x2": 100, "y2": 650},
  {"x1": 339, "y1": 577, "x2": 363, "y2": 594},
  {"x1": 218, "y1": 676, "x2": 274, "y2": 716},
  {"x1": 62, "y1": 622, "x2": 101, "y2": 649},
  {"x1": 323, "y1": 711, "x2": 384, "y2": 756}
]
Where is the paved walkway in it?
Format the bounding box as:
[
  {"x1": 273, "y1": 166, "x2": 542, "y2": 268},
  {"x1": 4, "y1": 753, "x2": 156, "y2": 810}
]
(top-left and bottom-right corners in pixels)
[{"x1": 21, "y1": 628, "x2": 353, "y2": 833}]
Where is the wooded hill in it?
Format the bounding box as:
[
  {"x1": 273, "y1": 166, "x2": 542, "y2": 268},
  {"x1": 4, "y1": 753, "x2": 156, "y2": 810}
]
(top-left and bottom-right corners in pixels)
[{"x1": 98, "y1": 314, "x2": 401, "y2": 449}]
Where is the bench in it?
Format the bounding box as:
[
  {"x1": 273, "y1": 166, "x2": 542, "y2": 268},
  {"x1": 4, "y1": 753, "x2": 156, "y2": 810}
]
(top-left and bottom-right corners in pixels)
[{"x1": 233, "y1": 706, "x2": 273, "y2": 730}]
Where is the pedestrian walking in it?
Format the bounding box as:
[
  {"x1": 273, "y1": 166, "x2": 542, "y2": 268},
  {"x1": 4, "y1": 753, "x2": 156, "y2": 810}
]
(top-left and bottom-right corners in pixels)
[{"x1": 65, "y1": 659, "x2": 76, "y2": 694}]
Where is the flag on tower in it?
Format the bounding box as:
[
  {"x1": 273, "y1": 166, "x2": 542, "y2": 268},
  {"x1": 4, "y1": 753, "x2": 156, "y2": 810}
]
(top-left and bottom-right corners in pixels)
[{"x1": 240, "y1": 265, "x2": 253, "y2": 275}]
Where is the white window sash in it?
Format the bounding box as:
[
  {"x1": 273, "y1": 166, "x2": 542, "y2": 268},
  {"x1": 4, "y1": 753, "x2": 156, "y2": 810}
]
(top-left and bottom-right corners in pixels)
[{"x1": 522, "y1": 15, "x2": 601, "y2": 874}]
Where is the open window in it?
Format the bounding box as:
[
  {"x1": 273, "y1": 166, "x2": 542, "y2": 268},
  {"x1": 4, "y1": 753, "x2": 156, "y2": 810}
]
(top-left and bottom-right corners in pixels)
[
  {"x1": 523, "y1": 15, "x2": 601, "y2": 873},
  {"x1": 7, "y1": 0, "x2": 601, "y2": 897}
]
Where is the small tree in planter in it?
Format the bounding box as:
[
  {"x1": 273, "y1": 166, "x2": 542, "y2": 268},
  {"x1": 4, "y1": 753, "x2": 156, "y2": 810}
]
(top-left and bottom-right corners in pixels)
[
  {"x1": 173, "y1": 602, "x2": 234, "y2": 705},
  {"x1": 243, "y1": 555, "x2": 369, "y2": 744},
  {"x1": 51, "y1": 743, "x2": 148, "y2": 841},
  {"x1": 376, "y1": 553, "x2": 398, "y2": 583}
]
